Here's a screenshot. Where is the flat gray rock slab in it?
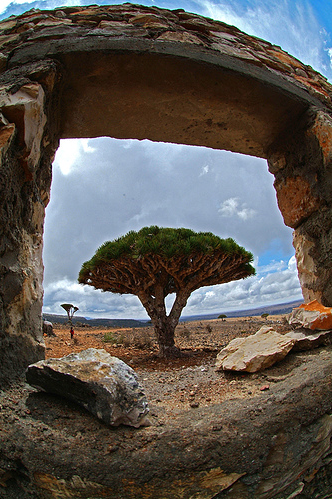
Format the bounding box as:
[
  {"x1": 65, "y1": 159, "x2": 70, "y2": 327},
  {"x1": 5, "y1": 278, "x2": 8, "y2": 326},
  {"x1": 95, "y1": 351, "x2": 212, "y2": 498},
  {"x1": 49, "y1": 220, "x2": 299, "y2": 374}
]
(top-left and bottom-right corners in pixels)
[
  {"x1": 26, "y1": 348, "x2": 149, "y2": 427},
  {"x1": 285, "y1": 328, "x2": 332, "y2": 351}
]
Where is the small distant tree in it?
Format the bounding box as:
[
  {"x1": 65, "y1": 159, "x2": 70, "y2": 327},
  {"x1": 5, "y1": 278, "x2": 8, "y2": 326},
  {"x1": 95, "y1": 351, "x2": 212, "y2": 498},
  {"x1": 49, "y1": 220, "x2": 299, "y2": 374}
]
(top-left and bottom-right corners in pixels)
[
  {"x1": 261, "y1": 313, "x2": 269, "y2": 320},
  {"x1": 61, "y1": 303, "x2": 79, "y2": 326},
  {"x1": 218, "y1": 314, "x2": 227, "y2": 321},
  {"x1": 78, "y1": 226, "x2": 255, "y2": 357}
]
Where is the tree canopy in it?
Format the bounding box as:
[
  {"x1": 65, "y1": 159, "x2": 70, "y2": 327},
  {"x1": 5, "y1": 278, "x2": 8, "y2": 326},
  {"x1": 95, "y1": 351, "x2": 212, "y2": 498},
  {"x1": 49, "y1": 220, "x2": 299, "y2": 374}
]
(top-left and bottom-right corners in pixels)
[{"x1": 78, "y1": 226, "x2": 255, "y2": 356}]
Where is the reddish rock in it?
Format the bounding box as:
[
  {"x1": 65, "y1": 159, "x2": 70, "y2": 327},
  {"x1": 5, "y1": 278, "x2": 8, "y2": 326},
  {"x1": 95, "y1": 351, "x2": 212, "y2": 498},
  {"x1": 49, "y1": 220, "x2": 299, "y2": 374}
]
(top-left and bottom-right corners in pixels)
[
  {"x1": 288, "y1": 300, "x2": 332, "y2": 330},
  {"x1": 292, "y1": 231, "x2": 321, "y2": 304},
  {"x1": 275, "y1": 176, "x2": 321, "y2": 228},
  {"x1": 309, "y1": 110, "x2": 332, "y2": 164}
]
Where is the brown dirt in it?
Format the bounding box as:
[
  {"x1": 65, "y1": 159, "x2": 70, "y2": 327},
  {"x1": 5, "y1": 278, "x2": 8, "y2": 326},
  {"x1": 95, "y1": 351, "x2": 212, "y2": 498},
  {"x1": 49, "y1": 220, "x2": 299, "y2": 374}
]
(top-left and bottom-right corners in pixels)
[{"x1": 44, "y1": 315, "x2": 290, "y2": 421}]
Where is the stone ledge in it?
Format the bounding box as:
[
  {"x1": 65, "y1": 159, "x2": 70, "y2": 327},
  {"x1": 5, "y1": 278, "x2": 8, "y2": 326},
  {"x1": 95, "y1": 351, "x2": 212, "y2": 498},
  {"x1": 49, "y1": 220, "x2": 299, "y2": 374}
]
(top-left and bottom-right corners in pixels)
[{"x1": 0, "y1": 346, "x2": 332, "y2": 498}]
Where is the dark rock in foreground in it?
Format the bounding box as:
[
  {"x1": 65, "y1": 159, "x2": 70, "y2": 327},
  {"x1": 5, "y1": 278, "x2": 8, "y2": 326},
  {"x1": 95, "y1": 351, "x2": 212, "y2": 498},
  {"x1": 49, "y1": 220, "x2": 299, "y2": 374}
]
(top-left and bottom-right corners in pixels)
[{"x1": 26, "y1": 348, "x2": 149, "y2": 427}]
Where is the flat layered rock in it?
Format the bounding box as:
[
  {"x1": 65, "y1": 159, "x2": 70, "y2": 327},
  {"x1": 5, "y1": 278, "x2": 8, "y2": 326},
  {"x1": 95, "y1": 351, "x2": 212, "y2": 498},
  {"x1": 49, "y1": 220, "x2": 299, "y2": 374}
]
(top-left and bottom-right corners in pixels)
[
  {"x1": 26, "y1": 348, "x2": 149, "y2": 427},
  {"x1": 215, "y1": 326, "x2": 296, "y2": 373},
  {"x1": 285, "y1": 328, "x2": 332, "y2": 351}
]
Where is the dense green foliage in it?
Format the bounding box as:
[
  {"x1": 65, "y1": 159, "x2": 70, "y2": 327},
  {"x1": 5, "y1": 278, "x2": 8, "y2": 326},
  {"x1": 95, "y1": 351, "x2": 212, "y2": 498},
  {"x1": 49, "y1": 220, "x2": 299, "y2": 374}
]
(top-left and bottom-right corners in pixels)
[{"x1": 79, "y1": 226, "x2": 255, "y2": 279}]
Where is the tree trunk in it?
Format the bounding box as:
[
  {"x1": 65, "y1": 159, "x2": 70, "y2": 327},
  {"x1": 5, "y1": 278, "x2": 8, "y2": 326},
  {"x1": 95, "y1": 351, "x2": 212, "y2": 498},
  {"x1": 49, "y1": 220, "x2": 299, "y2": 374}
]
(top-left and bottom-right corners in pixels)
[
  {"x1": 153, "y1": 319, "x2": 182, "y2": 358},
  {"x1": 138, "y1": 288, "x2": 190, "y2": 358}
]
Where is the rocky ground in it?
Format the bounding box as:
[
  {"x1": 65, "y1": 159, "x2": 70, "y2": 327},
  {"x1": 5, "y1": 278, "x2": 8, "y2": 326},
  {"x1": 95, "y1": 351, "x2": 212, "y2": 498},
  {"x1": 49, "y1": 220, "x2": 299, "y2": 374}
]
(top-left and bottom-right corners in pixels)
[
  {"x1": 44, "y1": 316, "x2": 289, "y2": 419},
  {"x1": 1, "y1": 315, "x2": 332, "y2": 498}
]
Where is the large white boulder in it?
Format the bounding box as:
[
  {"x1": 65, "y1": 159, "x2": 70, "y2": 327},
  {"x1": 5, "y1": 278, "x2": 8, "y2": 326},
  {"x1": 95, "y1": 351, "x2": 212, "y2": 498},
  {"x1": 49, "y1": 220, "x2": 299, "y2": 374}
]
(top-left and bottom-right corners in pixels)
[
  {"x1": 26, "y1": 348, "x2": 149, "y2": 427},
  {"x1": 215, "y1": 326, "x2": 296, "y2": 373}
]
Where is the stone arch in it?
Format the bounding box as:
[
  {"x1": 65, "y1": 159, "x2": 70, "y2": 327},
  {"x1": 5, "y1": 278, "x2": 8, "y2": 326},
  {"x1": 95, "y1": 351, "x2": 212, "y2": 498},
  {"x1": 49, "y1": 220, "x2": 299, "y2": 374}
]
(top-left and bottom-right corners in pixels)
[
  {"x1": 1, "y1": 4, "x2": 332, "y2": 381},
  {"x1": 1, "y1": 5, "x2": 332, "y2": 498}
]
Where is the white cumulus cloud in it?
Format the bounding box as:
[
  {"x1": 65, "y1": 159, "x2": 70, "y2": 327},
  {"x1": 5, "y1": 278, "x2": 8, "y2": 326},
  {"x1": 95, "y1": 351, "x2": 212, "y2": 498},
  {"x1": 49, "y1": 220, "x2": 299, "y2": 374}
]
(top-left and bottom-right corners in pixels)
[
  {"x1": 218, "y1": 197, "x2": 256, "y2": 220},
  {"x1": 53, "y1": 138, "x2": 95, "y2": 175},
  {"x1": 184, "y1": 256, "x2": 302, "y2": 317},
  {"x1": 327, "y1": 47, "x2": 332, "y2": 69}
]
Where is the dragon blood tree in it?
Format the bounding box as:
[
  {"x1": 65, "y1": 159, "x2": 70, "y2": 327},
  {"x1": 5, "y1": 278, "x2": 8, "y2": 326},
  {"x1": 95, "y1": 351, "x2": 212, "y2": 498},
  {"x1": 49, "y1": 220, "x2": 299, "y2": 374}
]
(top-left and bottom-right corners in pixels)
[{"x1": 78, "y1": 226, "x2": 255, "y2": 357}]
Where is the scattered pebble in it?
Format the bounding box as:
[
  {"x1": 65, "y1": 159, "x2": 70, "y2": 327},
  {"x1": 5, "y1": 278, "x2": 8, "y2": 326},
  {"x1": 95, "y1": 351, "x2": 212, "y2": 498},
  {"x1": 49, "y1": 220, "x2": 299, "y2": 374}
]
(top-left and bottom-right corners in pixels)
[
  {"x1": 212, "y1": 424, "x2": 223, "y2": 431},
  {"x1": 190, "y1": 402, "x2": 199, "y2": 408},
  {"x1": 107, "y1": 445, "x2": 119, "y2": 453}
]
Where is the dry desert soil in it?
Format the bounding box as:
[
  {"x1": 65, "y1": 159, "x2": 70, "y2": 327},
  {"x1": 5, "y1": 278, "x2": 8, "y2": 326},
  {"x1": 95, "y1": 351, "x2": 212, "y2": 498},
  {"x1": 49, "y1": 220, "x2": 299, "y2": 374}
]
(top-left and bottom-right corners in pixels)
[{"x1": 44, "y1": 315, "x2": 290, "y2": 418}]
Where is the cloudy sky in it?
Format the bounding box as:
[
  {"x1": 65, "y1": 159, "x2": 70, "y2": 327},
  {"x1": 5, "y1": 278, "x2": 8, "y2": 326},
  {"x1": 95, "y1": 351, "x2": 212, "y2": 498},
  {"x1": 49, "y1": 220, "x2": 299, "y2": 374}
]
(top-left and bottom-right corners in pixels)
[{"x1": 2, "y1": 0, "x2": 332, "y2": 319}]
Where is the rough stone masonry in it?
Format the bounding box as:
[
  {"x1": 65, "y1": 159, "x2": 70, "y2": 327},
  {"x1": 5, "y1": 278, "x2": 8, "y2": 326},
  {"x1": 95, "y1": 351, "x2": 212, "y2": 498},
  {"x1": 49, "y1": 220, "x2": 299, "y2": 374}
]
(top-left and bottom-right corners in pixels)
[{"x1": 0, "y1": 4, "x2": 332, "y2": 498}]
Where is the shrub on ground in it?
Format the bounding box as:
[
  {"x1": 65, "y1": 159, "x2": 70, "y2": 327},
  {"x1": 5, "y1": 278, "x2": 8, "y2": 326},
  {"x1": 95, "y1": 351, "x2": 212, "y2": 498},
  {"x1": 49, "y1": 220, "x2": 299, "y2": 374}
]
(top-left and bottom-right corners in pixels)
[
  {"x1": 177, "y1": 327, "x2": 191, "y2": 339},
  {"x1": 103, "y1": 331, "x2": 118, "y2": 344}
]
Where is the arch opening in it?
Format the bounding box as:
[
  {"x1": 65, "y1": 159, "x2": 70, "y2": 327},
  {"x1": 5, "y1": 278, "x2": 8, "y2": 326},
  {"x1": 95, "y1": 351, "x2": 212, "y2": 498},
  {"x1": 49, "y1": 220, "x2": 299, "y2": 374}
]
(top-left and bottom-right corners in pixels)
[{"x1": 43, "y1": 137, "x2": 300, "y2": 322}]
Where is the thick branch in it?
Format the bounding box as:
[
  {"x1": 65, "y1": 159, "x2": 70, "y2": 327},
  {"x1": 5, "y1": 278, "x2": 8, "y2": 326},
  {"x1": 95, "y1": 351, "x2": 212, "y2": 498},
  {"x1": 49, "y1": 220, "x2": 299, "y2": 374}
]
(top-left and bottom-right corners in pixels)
[
  {"x1": 168, "y1": 289, "x2": 190, "y2": 328},
  {"x1": 80, "y1": 250, "x2": 252, "y2": 299}
]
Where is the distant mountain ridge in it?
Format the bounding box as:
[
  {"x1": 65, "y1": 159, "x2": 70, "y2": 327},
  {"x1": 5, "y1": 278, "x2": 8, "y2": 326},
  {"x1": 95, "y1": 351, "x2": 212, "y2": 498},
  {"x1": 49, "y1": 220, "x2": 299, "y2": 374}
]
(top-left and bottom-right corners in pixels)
[
  {"x1": 42, "y1": 314, "x2": 147, "y2": 328},
  {"x1": 180, "y1": 299, "x2": 303, "y2": 322},
  {"x1": 43, "y1": 299, "x2": 303, "y2": 326}
]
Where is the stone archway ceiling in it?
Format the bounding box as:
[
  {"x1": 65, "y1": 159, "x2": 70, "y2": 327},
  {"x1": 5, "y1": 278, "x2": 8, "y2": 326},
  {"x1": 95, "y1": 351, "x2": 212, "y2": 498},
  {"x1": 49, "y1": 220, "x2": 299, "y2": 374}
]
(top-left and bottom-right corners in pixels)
[{"x1": 0, "y1": 4, "x2": 331, "y2": 158}]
